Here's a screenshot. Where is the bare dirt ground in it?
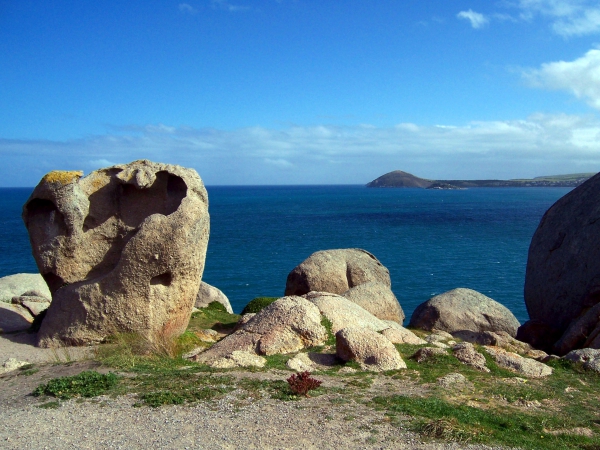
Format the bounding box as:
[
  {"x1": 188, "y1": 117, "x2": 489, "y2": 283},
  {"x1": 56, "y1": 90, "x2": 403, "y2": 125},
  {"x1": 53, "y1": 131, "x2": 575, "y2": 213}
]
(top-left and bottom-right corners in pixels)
[{"x1": 0, "y1": 333, "x2": 510, "y2": 450}]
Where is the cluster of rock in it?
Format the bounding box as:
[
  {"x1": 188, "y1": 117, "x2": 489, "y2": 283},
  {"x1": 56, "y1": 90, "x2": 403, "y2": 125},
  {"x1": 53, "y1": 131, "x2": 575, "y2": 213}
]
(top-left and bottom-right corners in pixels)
[
  {"x1": 189, "y1": 249, "x2": 416, "y2": 372},
  {"x1": 521, "y1": 172, "x2": 600, "y2": 356},
  {"x1": 3, "y1": 159, "x2": 600, "y2": 380},
  {"x1": 184, "y1": 248, "x2": 557, "y2": 378}
]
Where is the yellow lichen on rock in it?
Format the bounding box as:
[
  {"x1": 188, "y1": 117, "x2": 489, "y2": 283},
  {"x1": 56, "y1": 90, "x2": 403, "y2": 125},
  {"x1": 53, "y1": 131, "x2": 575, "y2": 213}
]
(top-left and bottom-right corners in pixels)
[{"x1": 42, "y1": 171, "x2": 84, "y2": 185}]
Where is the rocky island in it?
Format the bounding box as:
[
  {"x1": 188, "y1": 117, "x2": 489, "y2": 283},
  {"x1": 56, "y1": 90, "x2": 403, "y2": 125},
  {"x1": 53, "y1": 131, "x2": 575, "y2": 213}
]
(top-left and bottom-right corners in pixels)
[{"x1": 366, "y1": 170, "x2": 596, "y2": 189}]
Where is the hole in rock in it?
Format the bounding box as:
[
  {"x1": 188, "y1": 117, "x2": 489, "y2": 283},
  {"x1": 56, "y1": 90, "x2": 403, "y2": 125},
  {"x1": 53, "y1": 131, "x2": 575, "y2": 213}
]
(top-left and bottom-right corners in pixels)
[
  {"x1": 119, "y1": 171, "x2": 187, "y2": 228},
  {"x1": 24, "y1": 198, "x2": 67, "y2": 239},
  {"x1": 150, "y1": 272, "x2": 172, "y2": 286}
]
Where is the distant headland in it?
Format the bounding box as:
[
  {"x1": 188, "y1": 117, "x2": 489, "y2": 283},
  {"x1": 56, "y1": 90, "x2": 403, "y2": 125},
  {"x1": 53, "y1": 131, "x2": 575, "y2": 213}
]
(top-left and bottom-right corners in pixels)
[{"x1": 366, "y1": 170, "x2": 597, "y2": 189}]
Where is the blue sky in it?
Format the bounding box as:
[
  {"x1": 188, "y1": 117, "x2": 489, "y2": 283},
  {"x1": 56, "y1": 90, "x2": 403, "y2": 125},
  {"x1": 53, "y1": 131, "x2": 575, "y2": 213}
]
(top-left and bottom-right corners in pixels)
[{"x1": 2, "y1": 0, "x2": 600, "y2": 186}]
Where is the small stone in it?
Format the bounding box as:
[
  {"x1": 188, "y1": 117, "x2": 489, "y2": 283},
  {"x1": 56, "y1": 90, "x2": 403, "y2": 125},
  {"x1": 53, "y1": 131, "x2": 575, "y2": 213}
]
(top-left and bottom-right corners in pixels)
[
  {"x1": 286, "y1": 353, "x2": 315, "y2": 372},
  {"x1": 0, "y1": 358, "x2": 29, "y2": 374},
  {"x1": 437, "y1": 373, "x2": 468, "y2": 388},
  {"x1": 412, "y1": 347, "x2": 448, "y2": 363}
]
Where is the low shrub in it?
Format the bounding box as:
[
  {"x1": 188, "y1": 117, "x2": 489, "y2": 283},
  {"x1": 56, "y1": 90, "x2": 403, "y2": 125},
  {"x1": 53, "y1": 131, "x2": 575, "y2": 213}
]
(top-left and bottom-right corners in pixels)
[
  {"x1": 241, "y1": 297, "x2": 278, "y2": 315},
  {"x1": 33, "y1": 371, "x2": 119, "y2": 399},
  {"x1": 287, "y1": 371, "x2": 322, "y2": 397}
]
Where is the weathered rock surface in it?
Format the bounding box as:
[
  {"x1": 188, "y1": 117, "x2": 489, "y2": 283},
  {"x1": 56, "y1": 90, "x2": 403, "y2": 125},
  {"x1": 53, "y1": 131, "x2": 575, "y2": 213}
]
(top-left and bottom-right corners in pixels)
[
  {"x1": 437, "y1": 373, "x2": 469, "y2": 388},
  {"x1": 194, "y1": 282, "x2": 233, "y2": 313},
  {"x1": 524, "y1": 172, "x2": 600, "y2": 333},
  {"x1": 286, "y1": 352, "x2": 339, "y2": 372},
  {"x1": 0, "y1": 358, "x2": 30, "y2": 374},
  {"x1": 453, "y1": 330, "x2": 547, "y2": 360},
  {"x1": 193, "y1": 297, "x2": 327, "y2": 363},
  {"x1": 210, "y1": 350, "x2": 266, "y2": 369},
  {"x1": 342, "y1": 281, "x2": 404, "y2": 324},
  {"x1": 563, "y1": 348, "x2": 600, "y2": 367},
  {"x1": 0, "y1": 273, "x2": 50, "y2": 303},
  {"x1": 484, "y1": 346, "x2": 552, "y2": 378},
  {"x1": 452, "y1": 342, "x2": 489, "y2": 372},
  {"x1": 336, "y1": 327, "x2": 406, "y2": 371},
  {"x1": 285, "y1": 249, "x2": 391, "y2": 296},
  {"x1": 409, "y1": 288, "x2": 520, "y2": 336},
  {"x1": 23, "y1": 160, "x2": 210, "y2": 347},
  {"x1": 554, "y1": 302, "x2": 600, "y2": 355},
  {"x1": 381, "y1": 326, "x2": 426, "y2": 345},
  {"x1": 411, "y1": 347, "x2": 448, "y2": 363},
  {"x1": 0, "y1": 302, "x2": 33, "y2": 333},
  {"x1": 302, "y1": 292, "x2": 389, "y2": 333}
]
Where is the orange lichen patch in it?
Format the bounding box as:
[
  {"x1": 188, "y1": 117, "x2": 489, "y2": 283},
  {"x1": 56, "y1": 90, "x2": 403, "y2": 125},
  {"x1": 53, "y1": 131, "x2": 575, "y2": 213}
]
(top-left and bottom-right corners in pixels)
[{"x1": 42, "y1": 170, "x2": 84, "y2": 185}]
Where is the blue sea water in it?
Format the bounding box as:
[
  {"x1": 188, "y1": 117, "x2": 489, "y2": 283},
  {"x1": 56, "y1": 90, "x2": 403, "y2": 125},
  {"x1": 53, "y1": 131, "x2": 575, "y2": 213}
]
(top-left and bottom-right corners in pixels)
[{"x1": 0, "y1": 186, "x2": 570, "y2": 323}]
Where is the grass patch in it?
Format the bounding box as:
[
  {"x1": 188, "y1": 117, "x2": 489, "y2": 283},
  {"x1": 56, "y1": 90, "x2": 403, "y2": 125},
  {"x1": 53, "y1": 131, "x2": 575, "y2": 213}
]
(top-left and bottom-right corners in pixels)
[
  {"x1": 188, "y1": 307, "x2": 240, "y2": 334},
  {"x1": 33, "y1": 371, "x2": 119, "y2": 400},
  {"x1": 37, "y1": 400, "x2": 61, "y2": 409},
  {"x1": 240, "y1": 297, "x2": 278, "y2": 315},
  {"x1": 321, "y1": 316, "x2": 336, "y2": 346},
  {"x1": 372, "y1": 394, "x2": 600, "y2": 448}
]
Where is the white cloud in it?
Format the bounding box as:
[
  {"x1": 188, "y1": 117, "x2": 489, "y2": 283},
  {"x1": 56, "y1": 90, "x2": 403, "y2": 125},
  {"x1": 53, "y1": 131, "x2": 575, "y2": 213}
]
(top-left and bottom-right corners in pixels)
[
  {"x1": 178, "y1": 3, "x2": 197, "y2": 14},
  {"x1": 457, "y1": 9, "x2": 489, "y2": 29},
  {"x1": 2, "y1": 116, "x2": 599, "y2": 186},
  {"x1": 211, "y1": 0, "x2": 249, "y2": 12},
  {"x1": 523, "y1": 48, "x2": 600, "y2": 109},
  {"x1": 517, "y1": 0, "x2": 600, "y2": 36}
]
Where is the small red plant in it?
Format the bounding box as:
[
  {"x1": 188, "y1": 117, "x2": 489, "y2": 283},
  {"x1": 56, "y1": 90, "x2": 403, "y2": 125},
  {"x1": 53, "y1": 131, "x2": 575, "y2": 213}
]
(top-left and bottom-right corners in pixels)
[{"x1": 286, "y1": 371, "x2": 322, "y2": 397}]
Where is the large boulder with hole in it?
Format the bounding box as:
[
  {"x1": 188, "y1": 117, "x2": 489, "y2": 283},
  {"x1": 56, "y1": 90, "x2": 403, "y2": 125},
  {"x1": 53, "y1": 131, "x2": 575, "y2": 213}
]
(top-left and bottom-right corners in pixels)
[
  {"x1": 192, "y1": 296, "x2": 327, "y2": 364},
  {"x1": 194, "y1": 281, "x2": 233, "y2": 313},
  {"x1": 336, "y1": 327, "x2": 406, "y2": 372},
  {"x1": 0, "y1": 273, "x2": 51, "y2": 303},
  {"x1": 284, "y1": 249, "x2": 391, "y2": 296},
  {"x1": 409, "y1": 288, "x2": 520, "y2": 336},
  {"x1": 342, "y1": 281, "x2": 404, "y2": 324},
  {"x1": 23, "y1": 160, "x2": 209, "y2": 347},
  {"x1": 524, "y1": 173, "x2": 600, "y2": 339}
]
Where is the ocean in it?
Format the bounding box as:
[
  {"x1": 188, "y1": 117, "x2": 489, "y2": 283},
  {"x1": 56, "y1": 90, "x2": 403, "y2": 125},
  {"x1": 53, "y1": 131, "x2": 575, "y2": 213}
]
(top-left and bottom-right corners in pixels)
[{"x1": 0, "y1": 186, "x2": 570, "y2": 324}]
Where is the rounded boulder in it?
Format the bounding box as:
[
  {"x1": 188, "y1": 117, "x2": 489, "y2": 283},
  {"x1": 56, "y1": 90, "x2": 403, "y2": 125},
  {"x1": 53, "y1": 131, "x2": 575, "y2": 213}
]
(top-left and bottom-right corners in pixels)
[
  {"x1": 524, "y1": 172, "x2": 600, "y2": 333},
  {"x1": 409, "y1": 288, "x2": 520, "y2": 336},
  {"x1": 284, "y1": 248, "x2": 391, "y2": 296}
]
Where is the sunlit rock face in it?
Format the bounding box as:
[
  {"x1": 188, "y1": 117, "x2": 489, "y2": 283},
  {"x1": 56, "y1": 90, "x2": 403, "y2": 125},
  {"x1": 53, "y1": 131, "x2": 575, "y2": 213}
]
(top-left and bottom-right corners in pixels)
[{"x1": 23, "y1": 160, "x2": 209, "y2": 347}]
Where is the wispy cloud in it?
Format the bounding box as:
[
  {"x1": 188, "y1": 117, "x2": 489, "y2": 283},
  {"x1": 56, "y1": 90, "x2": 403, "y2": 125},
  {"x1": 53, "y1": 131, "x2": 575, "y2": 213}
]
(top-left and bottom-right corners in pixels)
[
  {"x1": 517, "y1": 0, "x2": 600, "y2": 36},
  {"x1": 457, "y1": 10, "x2": 489, "y2": 29},
  {"x1": 211, "y1": 0, "x2": 250, "y2": 12},
  {"x1": 2, "y1": 116, "x2": 599, "y2": 186},
  {"x1": 523, "y1": 48, "x2": 600, "y2": 109},
  {"x1": 178, "y1": 3, "x2": 197, "y2": 14}
]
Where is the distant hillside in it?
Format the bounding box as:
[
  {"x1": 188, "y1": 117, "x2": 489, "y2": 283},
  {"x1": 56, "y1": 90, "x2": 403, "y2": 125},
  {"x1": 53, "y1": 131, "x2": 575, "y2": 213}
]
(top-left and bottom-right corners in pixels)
[
  {"x1": 367, "y1": 171, "x2": 597, "y2": 189},
  {"x1": 366, "y1": 170, "x2": 433, "y2": 188}
]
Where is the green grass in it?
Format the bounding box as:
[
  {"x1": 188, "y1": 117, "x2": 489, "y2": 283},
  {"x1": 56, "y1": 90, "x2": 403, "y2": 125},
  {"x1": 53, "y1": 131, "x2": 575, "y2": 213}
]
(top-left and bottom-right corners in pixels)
[
  {"x1": 188, "y1": 306, "x2": 240, "y2": 333},
  {"x1": 240, "y1": 297, "x2": 278, "y2": 315},
  {"x1": 33, "y1": 371, "x2": 119, "y2": 400},
  {"x1": 372, "y1": 394, "x2": 600, "y2": 449}
]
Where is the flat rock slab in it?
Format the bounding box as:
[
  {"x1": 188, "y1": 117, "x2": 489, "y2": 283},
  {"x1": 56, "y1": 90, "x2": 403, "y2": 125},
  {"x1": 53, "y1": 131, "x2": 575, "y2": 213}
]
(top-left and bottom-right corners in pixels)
[
  {"x1": 0, "y1": 274, "x2": 50, "y2": 303},
  {"x1": 484, "y1": 346, "x2": 552, "y2": 378}
]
